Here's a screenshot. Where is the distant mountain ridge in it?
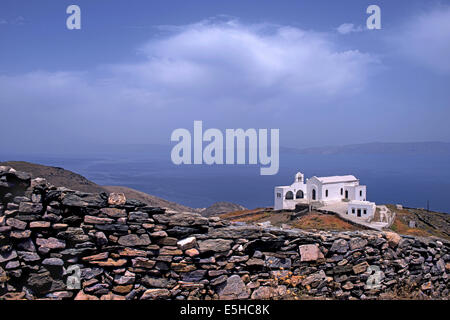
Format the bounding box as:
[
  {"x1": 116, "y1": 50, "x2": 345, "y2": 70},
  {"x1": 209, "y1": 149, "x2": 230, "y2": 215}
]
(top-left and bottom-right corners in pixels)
[{"x1": 282, "y1": 141, "x2": 450, "y2": 155}]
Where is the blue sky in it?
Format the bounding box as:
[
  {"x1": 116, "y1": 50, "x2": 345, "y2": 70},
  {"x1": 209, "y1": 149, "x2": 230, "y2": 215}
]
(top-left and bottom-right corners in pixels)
[{"x1": 1, "y1": 0, "x2": 449, "y2": 152}]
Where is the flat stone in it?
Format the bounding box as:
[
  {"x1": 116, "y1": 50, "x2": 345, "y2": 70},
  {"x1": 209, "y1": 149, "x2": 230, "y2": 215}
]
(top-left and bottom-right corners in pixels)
[
  {"x1": 349, "y1": 238, "x2": 368, "y2": 251},
  {"x1": 299, "y1": 244, "x2": 324, "y2": 262},
  {"x1": 82, "y1": 252, "x2": 109, "y2": 262},
  {"x1": 185, "y1": 248, "x2": 200, "y2": 257},
  {"x1": 198, "y1": 239, "x2": 233, "y2": 253},
  {"x1": 384, "y1": 232, "x2": 401, "y2": 248},
  {"x1": 131, "y1": 257, "x2": 156, "y2": 269},
  {"x1": 30, "y1": 221, "x2": 51, "y2": 229},
  {"x1": 42, "y1": 258, "x2": 64, "y2": 266},
  {"x1": 353, "y1": 261, "x2": 370, "y2": 274},
  {"x1": 90, "y1": 258, "x2": 127, "y2": 267},
  {"x1": 36, "y1": 237, "x2": 66, "y2": 249},
  {"x1": 118, "y1": 234, "x2": 151, "y2": 247},
  {"x1": 100, "y1": 207, "x2": 127, "y2": 218},
  {"x1": 6, "y1": 218, "x2": 27, "y2": 230},
  {"x1": 141, "y1": 288, "x2": 171, "y2": 300},
  {"x1": 177, "y1": 236, "x2": 197, "y2": 250},
  {"x1": 84, "y1": 215, "x2": 113, "y2": 225},
  {"x1": 330, "y1": 239, "x2": 349, "y2": 253},
  {"x1": 108, "y1": 193, "x2": 127, "y2": 206},
  {"x1": 119, "y1": 247, "x2": 147, "y2": 257},
  {"x1": 0, "y1": 250, "x2": 18, "y2": 263},
  {"x1": 10, "y1": 230, "x2": 31, "y2": 239},
  {"x1": 218, "y1": 275, "x2": 249, "y2": 299}
]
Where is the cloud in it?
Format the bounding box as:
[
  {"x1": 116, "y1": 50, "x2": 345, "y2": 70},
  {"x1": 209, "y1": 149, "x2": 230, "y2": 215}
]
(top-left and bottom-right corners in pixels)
[
  {"x1": 336, "y1": 23, "x2": 364, "y2": 35},
  {"x1": 394, "y1": 6, "x2": 450, "y2": 73},
  {"x1": 0, "y1": 19, "x2": 380, "y2": 146}
]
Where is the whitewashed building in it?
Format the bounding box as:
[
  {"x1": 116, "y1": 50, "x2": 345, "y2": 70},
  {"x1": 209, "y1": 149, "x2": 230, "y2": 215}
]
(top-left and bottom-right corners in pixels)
[{"x1": 274, "y1": 171, "x2": 376, "y2": 221}]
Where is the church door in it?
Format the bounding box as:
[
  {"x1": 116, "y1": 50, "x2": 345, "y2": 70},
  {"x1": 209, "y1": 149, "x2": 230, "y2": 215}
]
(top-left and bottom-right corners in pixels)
[{"x1": 312, "y1": 189, "x2": 316, "y2": 200}]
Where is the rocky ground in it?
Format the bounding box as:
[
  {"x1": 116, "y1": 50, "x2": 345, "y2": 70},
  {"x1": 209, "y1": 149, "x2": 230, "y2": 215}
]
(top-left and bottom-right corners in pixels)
[{"x1": 0, "y1": 165, "x2": 449, "y2": 300}]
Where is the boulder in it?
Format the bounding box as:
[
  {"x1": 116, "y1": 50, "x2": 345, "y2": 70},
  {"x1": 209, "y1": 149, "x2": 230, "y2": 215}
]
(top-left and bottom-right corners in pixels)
[{"x1": 299, "y1": 244, "x2": 324, "y2": 262}]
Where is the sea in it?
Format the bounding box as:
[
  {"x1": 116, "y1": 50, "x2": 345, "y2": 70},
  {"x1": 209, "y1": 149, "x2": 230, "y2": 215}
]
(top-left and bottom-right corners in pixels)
[{"x1": 2, "y1": 149, "x2": 450, "y2": 213}]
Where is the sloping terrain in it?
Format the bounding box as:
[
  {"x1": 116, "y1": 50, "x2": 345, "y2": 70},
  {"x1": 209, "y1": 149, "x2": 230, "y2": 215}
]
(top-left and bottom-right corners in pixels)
[
  {"x1": 0, "y1": 161, "x2": 198, "y2": 213},
  {"x1": 200, "y1": 201, "x2": 246, "y2": 217}
]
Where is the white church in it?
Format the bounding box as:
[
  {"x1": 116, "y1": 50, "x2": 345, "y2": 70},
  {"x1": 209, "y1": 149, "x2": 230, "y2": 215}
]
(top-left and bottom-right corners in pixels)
[{"x1": 274, "y1": 172, "x2": 376, "y2": 221}]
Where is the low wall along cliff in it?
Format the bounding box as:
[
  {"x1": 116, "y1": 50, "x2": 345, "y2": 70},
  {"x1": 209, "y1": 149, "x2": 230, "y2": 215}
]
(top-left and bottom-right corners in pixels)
[{"x1": 0, "y1": 166, "x2": 448, "y2": 300}]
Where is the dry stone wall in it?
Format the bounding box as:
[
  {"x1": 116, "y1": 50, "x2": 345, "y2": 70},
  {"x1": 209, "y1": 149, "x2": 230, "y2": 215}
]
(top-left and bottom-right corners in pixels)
[{"x1": 0, "y1": 166, "x2": 449, "y2": 300}]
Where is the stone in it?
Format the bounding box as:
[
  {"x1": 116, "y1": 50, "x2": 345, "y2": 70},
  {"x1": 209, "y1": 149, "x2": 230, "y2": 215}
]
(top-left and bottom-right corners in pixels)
[
  {"x1": 265, "y1": 256, "x2": 291, "y2": 269},
  {"x1": 384, "y1": 232, "x2": 401, "y2": 248},
  {"x1": 90, "y1": 258, "x2": 127, "y2": 267},
  {"x1": 74, "y1": 291, "x2": 99, "y2": 300},
  {"x1": 185, "y1": 248, "x2": 200, "y2": 257},
  {"x1": 95, "y1": 232, "x2": 108, "y2": 246},
  {"x1": 0, "y1": 251, "x2": 18, "y2": 263},
  {"x1": 218, "y1": 275, "x2": 249, "y2": 299},
  {"x1": 141, "y1": 288, "x2": 171, "y2": 300},
  {"x1": 100, "y1": 293, "x2": 127, "y2": 300},
  {"x1": 159, "y1": 247, "x2": 183, "y2": 256},
  {"x1": 108, "y1": 193, "x2": 127, "y2": 206},
  {"x1": 177, "y1": 236, "x2": 197, "y2": 250},
  {"x1": 182, "y1": 270, "x2": 207, "y2": 282},
  {"x1": 299, "y1": 244, "x2": 324, "y2": 262},
  {"x1": 118, "y1": 234, "x2": 151, "y2": 247},
  {"x1": 302, "y1": 270, "x2": 327, "y2": 287},
  {"x1": 330, "y1": 239, "x2": 349, "y2": 253},
  {"x1": 246, "y1": 258, "x2": 265, "y2": 267},
  {"x1": 18, "y1": 251, "x2": 41, "y2": 262},
  {"x1": 19, "y1": 202, "x2": 43, "y2": 214},
  {"x1": 131, "y1": 257, "x2": 156, "y2": 269},
  {"x1": 153, "y1": 212, "x2": 209, "y2": 227},
  {"x1": 198, "y1": 239, "x2": 233, "y2": 253},
  {"x1": 6, "y1": 218, "x2": 27, "y2": 230},
  {"x1": 30, "y1": 221, "x2": 51, "y2": 229},
  {"x1": 82, "y1": 252, "x2": 109, "y2": 262},
  {"x1": 100, "y1": 207, "x2": 127, "y2": 218},
  {"x1": 36, "y1": 237, "x2": 66, "y2": 250},
  {"x1": 349, "y1": 238, "x2": 368, "y2": 251},
  {"x1": 353, "y1": 261, "x2": 370, "y2": 274},
  {"x1": 42, "y1": 258, "x2": 64, "y2": 266},
  {"x1": 119, "y1": 247, "x2": 147, "y2": 257},
  {"x1": 150, "y1": 231, "x2": 168, "y2": 238},
  {"x1": 10, "y1": 230, "x2": 31, "y2": 239},
  {"x1": 84, "y1": 215, "x2": 113, "y2": 225},
  {"x1": 250, "y1": 286, "x2": 278, "y2": 300}
]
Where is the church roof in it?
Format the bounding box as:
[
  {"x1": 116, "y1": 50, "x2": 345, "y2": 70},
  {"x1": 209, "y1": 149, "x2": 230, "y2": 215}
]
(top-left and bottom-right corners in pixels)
[{"x1": 315, "y1": 175, "x2": 358, "y2": 184}]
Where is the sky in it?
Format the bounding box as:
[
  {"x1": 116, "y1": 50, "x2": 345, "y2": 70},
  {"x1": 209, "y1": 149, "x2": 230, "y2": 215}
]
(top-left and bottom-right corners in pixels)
[{"x1": 1, "y1": 0, "x2": 450, "y2": 153}]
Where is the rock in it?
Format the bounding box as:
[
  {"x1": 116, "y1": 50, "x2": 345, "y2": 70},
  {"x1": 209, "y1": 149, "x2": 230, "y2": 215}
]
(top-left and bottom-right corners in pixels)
[
  {"x1": 84, "y1": 215, "x2": 113, "y2": 225},
  {"x1": 95, "y1": 232, "x2": 108, "y2": 246},
  {"x1": 302, "y1": 270, "x2": 327, "y2": 287},
  {"x1": 18, "y1": 251, "x2": 41, "y2": 262},
  {"x1": 421, "y1": 281, "x2": 433, "y2": 291},
  {"x1": 246, "y1": 258, "x2": 265, "y2": 267},
  {"x1": 131, "y1": 257, "x2": 156, "y2": 269},
  {"x1": 177, "y1": 237, "x2": 197, "y2": 250},
  {"x1": 349, "y1": 238, "x2": 368, "y2": 251},
  {"x1": 153, "y1": 212, "x2": 208, "y2": 227},
  {"x1": 353, "y1": 261, "x2": 370, "y2": 274},
  {"x1": 82, "y1": 252, "x2": 109, "y2": 262},
  {"x1": 19, "y1": 202, "x2": 43, "y2": 214},
  {"x1": 36, "y1": 237, "x2": 66, "y2": 250},
  {"x1": 384, "y1": 232, "x2": 401, "y2": 248},
  {"x1": 185, "y1": 248, "x2": 200, "y2": 257},
  {"x1": 141, "y1": 288, "x2": 171, "y2": 300},
  {"x1": 250, "y1": 286, "x2": 279, "y2": 299},
  {"x1": 62, "y1": 192, "x2": 107, "y2": 208},
  {"x1": 299, "y1": 244, "x2": 324, "y2": 262},
  {"x1": 30, "y1": 221, "x2": 51, "y2": 229},
  {"x1": 118, "y1": 247, "x2": 147, "y2": 257},
  {"x1": 330, "y1": 239, "x2": 349, "y2": 253},
  {"x1": 108, "y1": 193, "x2": 126, "y2": 206},
  {"x1": 198, "y1": 239, "x2": 233, "y2": 253},
  {"x1": 43, "y1": 258, "x2": 64, "y2": 266},
  {"x1": 182, "y1": 270, "x2": 207, "y2": 282},
  {"x1": 90, "y1": 258, "x2": 127, "y2": 267},
  {"x1": 118, "y1": 234, "x2": 151, "y2": 247},
  {"x1": 100, "y1": 207, "x2": 127, "y2": 218},
  {"x1": 0, "y1": 250, "x2": 17, "y2": 263},
  {"x1": 265, "y1": 256, "x2": 291, "y2": 269},
  {"x1": 342, "y1": 281, "x2": 354, "y2": 290},
  {"x1": 6, "y1": 218, "x2": 27, "y2": 230},
  {"x1": 100, "y1": 292, "x2": 127, "y2": 300},
  {"x1": 74, "y1": 291, "x2": 99, "y2": 300},
  {"x1": 218, "y1": 275, "x2": 249, "y2": 299},
  {"x1": 10, "y1": 230, "x2": 31, "y2": 239}
]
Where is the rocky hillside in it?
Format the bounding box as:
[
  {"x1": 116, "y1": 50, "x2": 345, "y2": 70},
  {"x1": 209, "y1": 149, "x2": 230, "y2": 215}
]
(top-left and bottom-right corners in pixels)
[
  {"x1": 0, "y1": 166, "x2": 448, "y2": 300},
  {"x1": 200, "y1": 202, "x2": 247, "y2": 217},
  {"x1": 0, "y1": 161, "x2": 198, "y2": 214}
]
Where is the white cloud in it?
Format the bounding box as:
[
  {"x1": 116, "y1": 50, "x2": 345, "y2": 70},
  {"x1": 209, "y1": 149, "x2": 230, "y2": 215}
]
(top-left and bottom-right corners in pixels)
[
  {"x1": 336, "y1": 23, "x2": 364, "y2": 35},
  {"x1": 395, "y1": 6, "x2": 450, "y2": 73},
  {"x1": 0, "y1": 19, "x2": 380, "y2": 144}
]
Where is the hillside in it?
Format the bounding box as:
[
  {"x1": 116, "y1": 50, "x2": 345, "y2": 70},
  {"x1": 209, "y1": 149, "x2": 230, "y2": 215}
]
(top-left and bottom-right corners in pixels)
[
  {"x1": 0, "y1": 161, "x2": 198, "y2": 213},
  {"x1": 200, "y1": 201, "x2": 247, "y2": 217}
]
